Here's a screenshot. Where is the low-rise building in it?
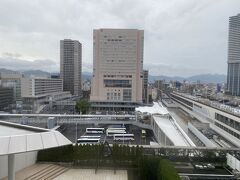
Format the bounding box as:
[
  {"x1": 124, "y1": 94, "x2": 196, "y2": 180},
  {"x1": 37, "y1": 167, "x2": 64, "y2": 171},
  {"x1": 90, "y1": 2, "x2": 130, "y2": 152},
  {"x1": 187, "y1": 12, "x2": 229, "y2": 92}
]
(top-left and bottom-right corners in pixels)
[{"x1": 21, "y1": 77, "x2": 71, "y2": 113}]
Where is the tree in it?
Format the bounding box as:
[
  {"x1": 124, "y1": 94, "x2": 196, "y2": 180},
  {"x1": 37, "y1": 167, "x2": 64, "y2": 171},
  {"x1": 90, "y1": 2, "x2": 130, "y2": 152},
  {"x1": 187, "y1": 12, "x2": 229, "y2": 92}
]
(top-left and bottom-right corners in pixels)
[{"x1": 75, "y1": 99, "x2": 90, "y2": 114}]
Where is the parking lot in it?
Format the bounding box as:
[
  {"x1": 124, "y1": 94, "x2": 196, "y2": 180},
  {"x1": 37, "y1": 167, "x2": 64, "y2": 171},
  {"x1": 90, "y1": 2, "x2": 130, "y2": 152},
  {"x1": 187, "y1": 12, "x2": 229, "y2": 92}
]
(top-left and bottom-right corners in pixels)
[{"x1": 58, "y1": 123, "x2": 155, "y2": 145}]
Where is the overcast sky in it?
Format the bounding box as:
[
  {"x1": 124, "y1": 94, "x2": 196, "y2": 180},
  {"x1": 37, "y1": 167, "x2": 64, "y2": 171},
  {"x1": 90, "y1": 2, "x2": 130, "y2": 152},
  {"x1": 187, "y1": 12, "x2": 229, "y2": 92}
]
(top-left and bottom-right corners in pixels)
[{"x1": 0, "y1": 0, "x2": 240, "y2": 77}]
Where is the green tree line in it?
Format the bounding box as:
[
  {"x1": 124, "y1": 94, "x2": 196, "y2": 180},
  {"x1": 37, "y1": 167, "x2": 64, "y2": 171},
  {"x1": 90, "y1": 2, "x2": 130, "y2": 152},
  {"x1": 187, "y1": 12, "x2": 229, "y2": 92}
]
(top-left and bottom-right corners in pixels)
[{"x1": 37, "y1": 144, "x2": 180, "y2": 180}]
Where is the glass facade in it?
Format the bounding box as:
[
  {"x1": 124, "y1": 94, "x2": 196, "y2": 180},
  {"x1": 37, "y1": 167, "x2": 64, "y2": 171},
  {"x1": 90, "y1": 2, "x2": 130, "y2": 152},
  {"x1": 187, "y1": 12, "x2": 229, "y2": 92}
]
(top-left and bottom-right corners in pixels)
[
  {"x1": 227, "y1": 63, "x2": 240, "y2": 96},
  {"x1": 104, "y1": 79, "x2": 132, "y2": 88},
  {"x1": 227, "y1": 14, "x2": 240, "y2": 96},
  {"x1": 123, "y1": 89, "x2": 132, "y2": 101}
]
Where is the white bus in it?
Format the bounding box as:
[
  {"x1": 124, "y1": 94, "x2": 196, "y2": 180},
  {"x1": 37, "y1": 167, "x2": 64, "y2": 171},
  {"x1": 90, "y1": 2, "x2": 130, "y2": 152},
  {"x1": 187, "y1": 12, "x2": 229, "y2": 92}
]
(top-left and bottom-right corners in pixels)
[
  {"x1": 86, "y1": 128, "x2": 104, "y2": 134},
  {"x1": 106, "y1": 129, "x2": 126, "y2": 136},
  {"x1": 107, "y1": 127, "x2": 126, "y2": 131},
  {"x1": 113, "y1": 134, "x2": 134, "y2": 141},
  {"x1": 77, "y1": 138, "x2": 100, "y2": 144},
  {"x1": 80, "y1": 135, "x2": 101, "y2": 139}
]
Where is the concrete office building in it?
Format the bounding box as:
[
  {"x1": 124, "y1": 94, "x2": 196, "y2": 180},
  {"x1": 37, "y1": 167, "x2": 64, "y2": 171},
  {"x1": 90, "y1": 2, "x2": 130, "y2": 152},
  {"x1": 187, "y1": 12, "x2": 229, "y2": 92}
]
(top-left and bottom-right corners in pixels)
[
  {"x1": 90, "y1": 29, "x2": 144, "y2": 110},
  {"x1": 21, "y1": 77, "x2": 63, "y2": 97},
  {"x1": 21, "y1": 77, "x2": 70, "y2": 113},
  {"x1": 227, "y1": 14, "x2": 240, "y2": 96},
  {"x1": 60, "y1": 39, "x2": 82, "y2": 96}
]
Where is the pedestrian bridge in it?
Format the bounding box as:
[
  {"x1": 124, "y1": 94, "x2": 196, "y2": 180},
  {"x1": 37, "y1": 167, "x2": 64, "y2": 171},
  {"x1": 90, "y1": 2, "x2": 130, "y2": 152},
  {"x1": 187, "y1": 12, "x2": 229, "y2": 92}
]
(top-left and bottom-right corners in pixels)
[{"x1": 0, "y1": 113, "x2": 152, "y2": 129}]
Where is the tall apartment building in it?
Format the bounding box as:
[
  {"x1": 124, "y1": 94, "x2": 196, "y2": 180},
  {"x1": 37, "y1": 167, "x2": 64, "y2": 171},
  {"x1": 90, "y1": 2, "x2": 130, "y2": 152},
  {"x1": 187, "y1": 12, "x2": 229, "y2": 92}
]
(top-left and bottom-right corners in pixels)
[
  {"x1": 90, "y1": 29, "x2": 144, "y2": 110},
  {"x1": 60, "y1": 39, "x2": 82, "y2": 96},
  {"x1": 227, "y1": 14, "x2": 240, "y2": 96}
]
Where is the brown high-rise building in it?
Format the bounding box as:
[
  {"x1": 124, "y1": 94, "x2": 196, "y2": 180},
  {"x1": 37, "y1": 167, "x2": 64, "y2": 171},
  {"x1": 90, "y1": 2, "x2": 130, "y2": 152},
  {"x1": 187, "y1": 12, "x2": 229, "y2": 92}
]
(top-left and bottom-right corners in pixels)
[{"x1": 90, "y1": 29, "x2": 144, "y2": 104}]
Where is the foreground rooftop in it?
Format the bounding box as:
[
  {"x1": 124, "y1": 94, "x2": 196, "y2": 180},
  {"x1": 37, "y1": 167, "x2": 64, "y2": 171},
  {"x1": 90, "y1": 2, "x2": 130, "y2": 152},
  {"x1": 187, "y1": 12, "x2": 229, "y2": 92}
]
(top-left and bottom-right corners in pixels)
[{"x1": 0, "y1": 121, "x2": 71, "y2": 156}]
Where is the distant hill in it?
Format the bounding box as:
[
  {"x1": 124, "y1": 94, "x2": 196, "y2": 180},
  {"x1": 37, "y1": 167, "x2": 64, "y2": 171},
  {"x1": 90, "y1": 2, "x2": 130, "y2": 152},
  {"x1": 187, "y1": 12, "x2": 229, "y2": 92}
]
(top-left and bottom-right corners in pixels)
[
  {"x1": 149, "y1": 74, "x2": 227, "y2": 84},
  {"x1": 0, "y1": 68, "x2": 18, "y2": 74},
  {"x1": 82, "y1": 72, "x2": 92, "y2": 80},
  {"x1": 187, "y1": 74, "x2": 226, "y2": 83},
  {"x1": 148, "y1": 75, "x2": 184, "y2": 82},
  {"x1": 22, "y1": 70, "x2": 51, "y2": 77},
  {"x1": 0, "y1": 68, "x2": 226, "y2": 83}
]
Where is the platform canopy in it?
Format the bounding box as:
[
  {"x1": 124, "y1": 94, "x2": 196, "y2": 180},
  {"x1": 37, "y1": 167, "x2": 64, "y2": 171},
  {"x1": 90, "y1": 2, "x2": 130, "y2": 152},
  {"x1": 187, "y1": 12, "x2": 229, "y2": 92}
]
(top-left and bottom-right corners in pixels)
[
  {"x1": 153, "y1": 116, "x2": 190, "y2": 146},
  {"x1": 0, "y1": 120, "x2": 72, "y2": 156}
]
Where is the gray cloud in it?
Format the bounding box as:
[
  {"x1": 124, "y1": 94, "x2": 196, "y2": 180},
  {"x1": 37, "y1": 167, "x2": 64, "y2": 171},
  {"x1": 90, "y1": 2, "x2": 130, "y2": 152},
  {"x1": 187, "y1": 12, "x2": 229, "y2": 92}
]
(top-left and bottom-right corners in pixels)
[
  {"x1": 0, "y1": 0, "x2": 239, "y2": 76},
  {"x1": 0, "y1": 56, "x2": 93, "y2": 73},
  {"x1": 2, "y1": 52, "x2": 22, "y2": 59},
  {"x1": 0, "y1": 57, "x2": 58, "y2": 72}
]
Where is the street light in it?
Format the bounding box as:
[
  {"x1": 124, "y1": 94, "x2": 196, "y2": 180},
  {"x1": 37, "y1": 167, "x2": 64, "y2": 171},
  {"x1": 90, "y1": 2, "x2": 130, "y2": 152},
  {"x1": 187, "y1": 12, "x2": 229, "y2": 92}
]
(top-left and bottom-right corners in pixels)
[{"x1": 75, "y1": 121, "x2": 78, "y2": 144}]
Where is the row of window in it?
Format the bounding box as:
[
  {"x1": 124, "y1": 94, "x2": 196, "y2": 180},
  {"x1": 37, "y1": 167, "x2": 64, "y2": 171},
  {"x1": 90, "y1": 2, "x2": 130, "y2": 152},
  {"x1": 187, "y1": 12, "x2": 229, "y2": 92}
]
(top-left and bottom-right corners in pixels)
[
  {"x1": 123, "y1": 89, "x2": 132, "y2": 101},
  {"x1": 104, "y1": 79, "x2": 132, "y2": 88},
  {"x1": 215, "y1": 122, "x2": 240, "y2": 140},
  {"x1": 103, "y1": 75, "x2": 132, "y2": 78},
  {"x1": 215, "y1": 113, "x2": 240, "y2": 131},
  {"x1": 107, "y1": 92, "x2": 121, "y2": 101},
  {"x1": 104, "y1": 35, "x2": 123, "y2": 38}
]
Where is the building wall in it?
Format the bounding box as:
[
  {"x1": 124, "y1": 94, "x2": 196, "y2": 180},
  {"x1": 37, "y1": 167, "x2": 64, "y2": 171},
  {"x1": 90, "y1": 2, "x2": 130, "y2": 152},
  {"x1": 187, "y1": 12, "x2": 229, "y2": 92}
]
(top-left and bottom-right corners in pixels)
[
  {"x1": 90, "y1": 29, "x2": 144, "y2": 103},
  {"x1": 151, "y1": 116, "x2": 173, "y2": 146},
  {"x1": 0, "y1": 151, "x2": 37, "y2": 179},
  {"x1": 0, "y1": 87, "x2": 13, "y2": 111},
  {"x1": 60, "y1": 39, "x2": 82, "y2": 96},
  {"x1": 0, "y1": 73, "x2": 23, "y2": 102},
  {"x1": 142, "y1": 70, "x2": 149, "y2": 104},
  {"x1": 227, "y1": 14, "x2": 240, "y2": 96},
  {"x1": 21, "y1": 78, "x2": 63, "y2": 97},
  {"x1": 171, "y1": 93, "x2": 240, "y2": 147}
]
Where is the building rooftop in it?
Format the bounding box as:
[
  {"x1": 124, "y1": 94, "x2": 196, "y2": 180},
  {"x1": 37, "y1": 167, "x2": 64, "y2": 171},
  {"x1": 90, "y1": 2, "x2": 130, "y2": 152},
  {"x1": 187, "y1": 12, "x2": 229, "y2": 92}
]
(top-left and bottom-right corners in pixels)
[
  {"x1": 153, "y1": 116, "x2": 191, "y2": 147},
  {"x1": 136, "y1": 102, "x2": 169, "y2": 115},
  {"x1": 174, "y1": 92, "x2": 240, "y2": 117}
]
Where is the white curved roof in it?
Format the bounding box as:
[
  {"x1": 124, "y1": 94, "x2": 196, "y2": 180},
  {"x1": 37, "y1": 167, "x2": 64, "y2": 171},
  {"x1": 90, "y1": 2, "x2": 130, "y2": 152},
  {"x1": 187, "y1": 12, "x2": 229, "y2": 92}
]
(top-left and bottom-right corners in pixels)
[
  {"x1": 136, "y1": 102, "x2": 169, "y2": 115},
  {"x1": 0, "y1": 121, "x2": 72, "y2": 156}
]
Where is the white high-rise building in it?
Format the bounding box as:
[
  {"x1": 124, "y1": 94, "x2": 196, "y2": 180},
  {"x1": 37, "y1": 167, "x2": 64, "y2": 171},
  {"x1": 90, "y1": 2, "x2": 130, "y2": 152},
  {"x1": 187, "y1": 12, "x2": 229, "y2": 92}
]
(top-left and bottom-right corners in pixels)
[{"x1": 90, "y1": 29, "x2": 144, "y2": 110}]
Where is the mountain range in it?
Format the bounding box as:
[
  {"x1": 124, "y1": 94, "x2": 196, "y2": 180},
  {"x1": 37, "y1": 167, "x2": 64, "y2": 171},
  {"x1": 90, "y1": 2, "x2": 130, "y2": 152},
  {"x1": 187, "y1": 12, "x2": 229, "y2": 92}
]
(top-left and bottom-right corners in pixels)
[
  {"x1": 0, "y1": 68, "x2": 226, "y2": 84},
  {"x1": 148, "y1": 74, "x2": 227, "y2": 84}
]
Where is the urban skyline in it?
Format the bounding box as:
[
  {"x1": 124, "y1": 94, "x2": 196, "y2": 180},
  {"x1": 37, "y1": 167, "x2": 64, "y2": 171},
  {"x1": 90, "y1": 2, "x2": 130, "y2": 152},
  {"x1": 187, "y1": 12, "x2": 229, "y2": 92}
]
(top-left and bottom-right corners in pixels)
[
  {"x1": 0, "y1": 1, "x2": 240, "y2": 178},
  {"x1": 0, "y1": 0, "x2": 240, "y2": 77}
]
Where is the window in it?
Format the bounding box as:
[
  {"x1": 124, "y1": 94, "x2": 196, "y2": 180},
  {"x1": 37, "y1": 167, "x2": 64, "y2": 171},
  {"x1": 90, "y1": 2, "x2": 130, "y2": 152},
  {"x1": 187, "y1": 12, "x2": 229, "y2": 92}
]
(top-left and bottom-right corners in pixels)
[
  {"x1": 123, "y1": 89, "x2": 132, "y2": 101},
  {"x1": 104, "y1": 79, "x2": 132, "y2": 88}
]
